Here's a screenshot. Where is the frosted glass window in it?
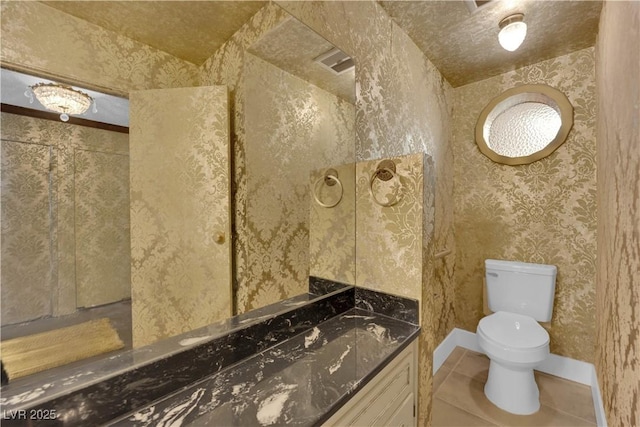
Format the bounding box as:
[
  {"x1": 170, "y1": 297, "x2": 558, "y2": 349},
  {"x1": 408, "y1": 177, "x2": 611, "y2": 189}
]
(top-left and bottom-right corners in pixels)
[
  {"x1": 475, "y1": 84, "x2": 574, "y2": 165},
  {"x1": 487, "y1": 102, "x2": 562, "y2": 157}
]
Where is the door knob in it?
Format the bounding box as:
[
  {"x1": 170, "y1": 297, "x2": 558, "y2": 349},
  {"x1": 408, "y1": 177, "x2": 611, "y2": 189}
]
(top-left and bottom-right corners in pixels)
[{"x1": 215, "y1": 232, "x2": 225, "y2": 244}]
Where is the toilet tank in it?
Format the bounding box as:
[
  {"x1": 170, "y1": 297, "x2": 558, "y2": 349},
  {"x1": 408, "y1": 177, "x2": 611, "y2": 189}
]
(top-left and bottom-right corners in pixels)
[{"x1": 485, "y1": 259, "x2": 557, "y2": 322}]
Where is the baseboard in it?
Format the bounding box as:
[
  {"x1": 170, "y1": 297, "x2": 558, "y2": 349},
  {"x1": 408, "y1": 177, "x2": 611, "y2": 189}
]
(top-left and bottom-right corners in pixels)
[
  {"x1": 538, "y1": 352, "x2": 593, "y2": 385},
  {"x1": 432, "y1": 328, "x2": 458, "y2": 373},
  {"x1": 591, "y1": 366, "x2": 608, "y2": 427},
  {"x1": 434, "y1": 328, "x2": 607, "y2": 426}
]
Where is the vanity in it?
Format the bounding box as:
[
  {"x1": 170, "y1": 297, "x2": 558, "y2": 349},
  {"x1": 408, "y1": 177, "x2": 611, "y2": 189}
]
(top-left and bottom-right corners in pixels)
[{"x1": 0, "y1": 282, "x2": 419, "y2": 426}]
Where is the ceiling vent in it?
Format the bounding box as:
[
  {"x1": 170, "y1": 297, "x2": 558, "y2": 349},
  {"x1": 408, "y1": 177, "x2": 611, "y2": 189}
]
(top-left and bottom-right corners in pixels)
[
  {"x1": 464, "y1": 0, "x2": 495, "y2": 14},
  {"x1": 314, "y1": 48, "x2": 354, "y2": 75}
]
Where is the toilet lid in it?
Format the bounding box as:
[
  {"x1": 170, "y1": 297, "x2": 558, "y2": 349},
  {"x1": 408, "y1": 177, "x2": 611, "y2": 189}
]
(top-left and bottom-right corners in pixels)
[{"x1": 479, "y1": 311, "x2": 549, "y2": 349}]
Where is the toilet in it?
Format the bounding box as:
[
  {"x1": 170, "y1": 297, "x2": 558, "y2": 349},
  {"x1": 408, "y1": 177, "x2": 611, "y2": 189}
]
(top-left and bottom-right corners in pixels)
[{"x1": 476, "y1": 259, "x2": 557, "y2": 415}]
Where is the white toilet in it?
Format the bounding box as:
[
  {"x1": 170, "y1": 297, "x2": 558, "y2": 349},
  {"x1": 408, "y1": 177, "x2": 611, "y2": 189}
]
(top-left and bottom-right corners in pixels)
[{"x1": 476, "y1": 259, "x2": 557, "y2": 415}]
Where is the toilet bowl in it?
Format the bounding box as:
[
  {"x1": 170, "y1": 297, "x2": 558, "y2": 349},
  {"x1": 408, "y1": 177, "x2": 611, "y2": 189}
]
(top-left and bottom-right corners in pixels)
[
  {"x1": 477, "y1": 311, "x2": 550, "y2": 415},
  {"x1": 479, "y1": 259, "x2": 556, "y2": 415}
]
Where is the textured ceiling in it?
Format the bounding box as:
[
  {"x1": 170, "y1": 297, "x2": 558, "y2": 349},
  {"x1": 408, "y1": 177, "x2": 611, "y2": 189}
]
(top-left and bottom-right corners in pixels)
[
  {"x1": 248, "y1": 17, "x2": 355, "y2": 103},
  {"x1": 379, "y1": 0, "x2": 603, "y2": 87},
  {"x1": 41, "y1": 1, "x2": 602, "y2": 87},
  {"x1": 41, "y1": 1, "x2": 266, "y2": 65}
]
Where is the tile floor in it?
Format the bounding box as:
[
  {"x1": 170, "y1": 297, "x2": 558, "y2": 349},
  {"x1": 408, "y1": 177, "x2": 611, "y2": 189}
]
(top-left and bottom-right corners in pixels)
[{"x1": 432, "y1": 347, "x2": 597, "y2": 427}]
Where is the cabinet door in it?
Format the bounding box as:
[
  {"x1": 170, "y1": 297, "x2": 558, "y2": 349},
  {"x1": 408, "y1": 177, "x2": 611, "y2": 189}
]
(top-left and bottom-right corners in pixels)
[
  {"x1": 385, "y1": 393, "x2": 415, "y2": 427},
  {"x1": 324, "y1": 340, "x2": 417, "y2": 427}
]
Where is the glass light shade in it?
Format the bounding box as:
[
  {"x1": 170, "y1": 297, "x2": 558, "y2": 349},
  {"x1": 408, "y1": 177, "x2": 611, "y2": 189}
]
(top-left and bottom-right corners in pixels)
[
  {"x1": 498, "y1": 21, "x2": 527, "y2": 52},
  {"x1": 30, "y1": 83, "x2": 93, "y2": 117}
]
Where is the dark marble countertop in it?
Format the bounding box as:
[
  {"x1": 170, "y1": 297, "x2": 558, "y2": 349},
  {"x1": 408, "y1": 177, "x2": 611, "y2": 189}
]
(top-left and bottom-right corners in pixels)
[
  {"x1": 107, "y1": 308, "x2": 419, "y2": 427},
  {"x1": 0, "y1": 287, "x2": 351, "y2": 415},
  {"x1": 1, "y1": 281, "x2": 419, "y2": 427}
]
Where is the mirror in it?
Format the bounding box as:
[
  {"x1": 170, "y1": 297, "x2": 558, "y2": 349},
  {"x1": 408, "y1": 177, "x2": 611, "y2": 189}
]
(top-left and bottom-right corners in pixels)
[
  {"x1": 475, "y1": 84, "x2": 574, "y2": 165},
  {"x1": 0, "y1": 3, "x2": 355, "y2": 384}
]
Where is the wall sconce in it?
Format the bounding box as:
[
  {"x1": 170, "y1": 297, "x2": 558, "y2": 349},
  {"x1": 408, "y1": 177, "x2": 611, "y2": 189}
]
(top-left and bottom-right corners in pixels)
[
  {"x1": 498, "y1": 13, "x2": 527, "y2": 52},
  {"x1": 27, "y1": 83, "x2": 94, "y2": 122}
]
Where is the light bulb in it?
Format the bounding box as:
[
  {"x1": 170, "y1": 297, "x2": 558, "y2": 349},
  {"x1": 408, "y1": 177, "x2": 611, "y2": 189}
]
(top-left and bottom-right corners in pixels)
[{"x1": 498, "y1": 14, "x2": 527, "y2": 52}]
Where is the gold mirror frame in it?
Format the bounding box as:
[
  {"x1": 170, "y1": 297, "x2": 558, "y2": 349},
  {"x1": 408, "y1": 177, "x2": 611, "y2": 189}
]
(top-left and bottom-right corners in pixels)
[{"x1": 475, "y1": 84, "x2": 574, "y2": 165}]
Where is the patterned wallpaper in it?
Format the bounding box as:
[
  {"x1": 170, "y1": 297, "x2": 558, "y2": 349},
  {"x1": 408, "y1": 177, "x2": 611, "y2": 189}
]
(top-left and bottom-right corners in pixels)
[
  {"x1": 129, "y1": 86, "x2": 231, "y2": 348},
  {"x1": 1, "y1": 112, "x2": 130, "y2": 326},
  {"x1": 596, "y1": 2, "x2": 640, "y2": 425},
  {"x1": 276, "y1": 3, "x2": 454, "y2": 423},
  {"x1": 74, "y1": 150, "x2": 130, "y2": 308},
  {"x1": 242, "y1": 53, "x2": 355, "y2": 309},
  {"x1": 0, "y1": 1, "x2": 197, "y2": 95},
  {"x1": 309, "y1": 163, "x2": 356, "y2": 285},
  {"x1": 199, "y1": 4, "x2": 290, "y2": 314},
  {"x1": 6, "y1": 3, "x2": 639, "y2": 426},
  {"x1": 1, "y1": 0, "x2": 229, "y2": 344},
  {"x1": 1, "y1": 140, "x2": 53, "y2": 325},
  {"x1": 356, "y1": 154, "x2": 424, "y2": 301},
  {"x1": 200, "y1": 5, "x2": 357, "y2": 314},
  {"x1": 453, "y1": 47, "x2": 597, "y2": 362}
]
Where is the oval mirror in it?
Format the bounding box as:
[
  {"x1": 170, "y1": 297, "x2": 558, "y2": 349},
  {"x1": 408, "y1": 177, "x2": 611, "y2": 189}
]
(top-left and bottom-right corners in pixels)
[{"x1": 475, "y1": 84, "x2": 574, "y2": 165}]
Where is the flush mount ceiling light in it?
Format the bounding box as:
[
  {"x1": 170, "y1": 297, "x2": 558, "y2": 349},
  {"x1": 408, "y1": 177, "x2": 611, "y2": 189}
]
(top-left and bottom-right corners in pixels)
[
  {"x1": 498, "y1": 13, "x2": 527, "y2": 52},
  {"x1": 28, "y1": 83, "x2": 94, "y2": 122}
]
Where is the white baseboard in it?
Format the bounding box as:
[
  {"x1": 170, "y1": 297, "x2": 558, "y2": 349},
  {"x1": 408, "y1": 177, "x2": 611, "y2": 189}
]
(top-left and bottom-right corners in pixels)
[
  {"x1": 591, "y1": 367, "x2": 608, "y2": 427},
  {"x1": 432, "y1": 328, "x2": 458, "y2": 373},
  {"x1": 538, "y1": 352, "x2": 593, "y2": 385},
  {"x1": 434, "y1": 328, "x2": 607, "y2": 426}
]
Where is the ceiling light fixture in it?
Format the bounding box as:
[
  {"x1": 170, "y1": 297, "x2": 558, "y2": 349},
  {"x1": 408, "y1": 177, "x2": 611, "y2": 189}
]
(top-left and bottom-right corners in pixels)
[
  {"x1": 28, "y1": 83, "x2": 94, "y2": 122},
  {"x1": 498, "y1": 13, "x2": 527, "y2": 52}
]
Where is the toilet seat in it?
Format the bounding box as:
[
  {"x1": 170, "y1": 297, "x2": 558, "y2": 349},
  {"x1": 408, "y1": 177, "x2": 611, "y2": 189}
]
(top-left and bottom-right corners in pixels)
[
  {"x1": 478, "y1": 311, "x2": 549, "y2": 349},
  {"x1": 477, "y1": 311, "x2": 549, "y2": 366}
]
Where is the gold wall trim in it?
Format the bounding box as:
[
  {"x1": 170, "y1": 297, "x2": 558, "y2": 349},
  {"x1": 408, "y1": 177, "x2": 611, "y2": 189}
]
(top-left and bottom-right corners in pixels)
[{"x1": 475, "y1": 84, "x2": 574, "y2": 165}]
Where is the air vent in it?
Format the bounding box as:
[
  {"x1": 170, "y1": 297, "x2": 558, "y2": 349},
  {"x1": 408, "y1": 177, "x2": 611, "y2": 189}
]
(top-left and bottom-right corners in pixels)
[
  {"x1": 464, "y1": 0, "x2": 495, "y2": 14},
  {"x1": 314, "y1": 48, "x2": 354, "y2": 75}
]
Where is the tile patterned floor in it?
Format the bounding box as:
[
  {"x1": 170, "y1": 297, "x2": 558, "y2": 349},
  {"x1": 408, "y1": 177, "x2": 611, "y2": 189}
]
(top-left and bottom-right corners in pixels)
[{"x1": 432, "y1": 347, "x2": 597, "y2": 427}]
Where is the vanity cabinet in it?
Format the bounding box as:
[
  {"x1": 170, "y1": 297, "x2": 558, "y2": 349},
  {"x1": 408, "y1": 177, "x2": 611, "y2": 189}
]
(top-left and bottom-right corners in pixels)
[{"x1": 323, "y1": 340, "x2": 418, "y2": 427}]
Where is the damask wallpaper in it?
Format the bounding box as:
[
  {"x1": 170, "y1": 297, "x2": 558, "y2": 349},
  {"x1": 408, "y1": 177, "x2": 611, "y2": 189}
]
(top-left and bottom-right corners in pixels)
[
  {"x1": 199, "y1": 4, "x2": 290, "y2": 314},
  {"x1": 453, "y1": 47, "x2": 597, "y2": 363},
  {"x1": 12, "y1": 2, "x2": 619, "y2": 425},
  {"x1": 200, "y1": 5, "x2": 357, "y2": 314},
  {"x1": 0, "y1": 1, "x2": 197, "y2": 95},
  {"x1": 1, "y1": 140, "x2": 53, "y2": 325},
  {"x1": 129, "y1": 86, "x2": 231, "y2": 348},
  {"x1": 309, "y1": 162, "x2": 355, "y2": 285},
  {"x1": 74, "y1": 150, "x2": 130, "y2": 308},
  {"x1": 276, "y1": 3, "x2": 454, "y2": 424},
  {"x1": 243, "y1": 53, "x2": 355, "y2": 310},
  {"x1": 595, "y1": 2, "x2": 640, "y2": 425},
  {"x1": 1, "y1": 112, "x2": 130, "y2": 326},
  {"x1": 2, "y1": 0, "x2": 237, "y2": 345},
  {"x1": 356, "y1": 154, "x2": 424, "y2": 302}
]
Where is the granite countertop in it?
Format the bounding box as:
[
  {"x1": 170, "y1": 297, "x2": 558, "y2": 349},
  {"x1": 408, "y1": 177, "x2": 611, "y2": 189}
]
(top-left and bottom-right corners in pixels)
[{"x1": 107, "y1": 308, "x2": 419, "y2": 427}]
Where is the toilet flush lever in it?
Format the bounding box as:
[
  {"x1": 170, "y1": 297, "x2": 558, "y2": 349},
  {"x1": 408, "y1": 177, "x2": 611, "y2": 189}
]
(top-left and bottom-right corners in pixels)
[{"x1": 487, "y1": 272, "x2": 498, "y2": 277}]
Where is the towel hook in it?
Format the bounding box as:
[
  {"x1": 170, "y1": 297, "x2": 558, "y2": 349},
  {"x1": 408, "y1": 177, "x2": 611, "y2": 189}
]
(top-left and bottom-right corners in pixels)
[
  {"x1": 369, "y1": 160, "x2": 402, "y2": 207},
  {"x1": 313, "y1": 168, "x2": 343, "y2": 208}
]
